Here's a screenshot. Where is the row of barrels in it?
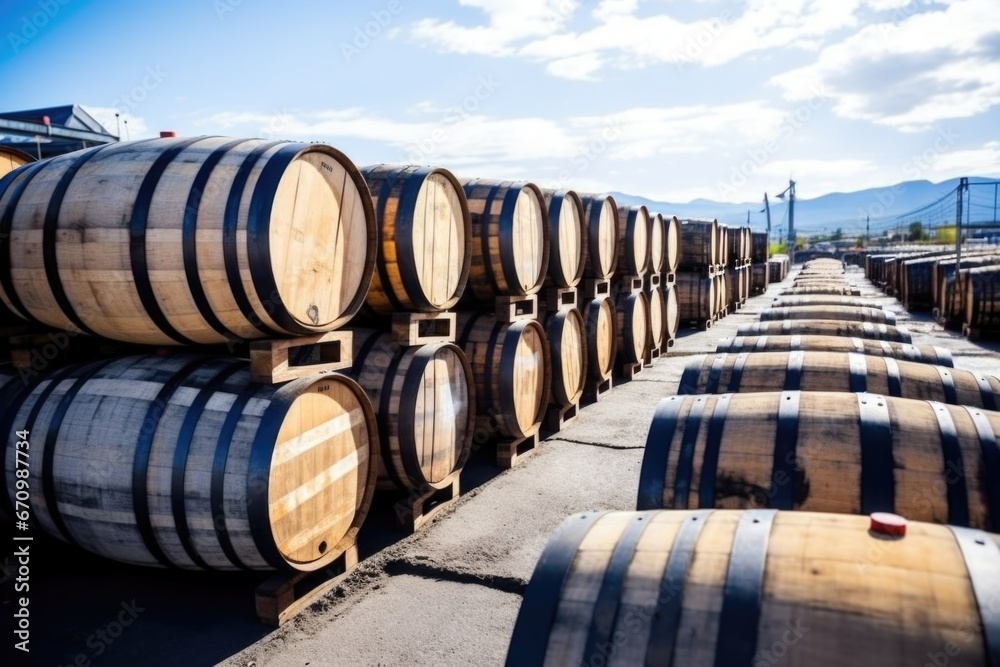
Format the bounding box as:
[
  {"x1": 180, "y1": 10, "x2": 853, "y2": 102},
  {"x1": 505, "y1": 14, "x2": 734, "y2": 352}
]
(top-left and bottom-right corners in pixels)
[
  {"x1": 677, "y1": 218, "x2": 752, "y2": 272},
  {"x1": 505, "y1": 257, "x2": 1000, "y2": 665},
  {"x1": 856, "y1": 248, "x2": 1000, "y2": 337}
]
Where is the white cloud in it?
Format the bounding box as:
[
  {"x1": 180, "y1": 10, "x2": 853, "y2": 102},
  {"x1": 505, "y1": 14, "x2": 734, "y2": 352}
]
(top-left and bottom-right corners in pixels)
[
  {"x1": 772, "y1": 0, "x2": 1000, "y2": 130},
  {"x1": 925, "y1": 140, "x2": 1000, "y2": 177}
]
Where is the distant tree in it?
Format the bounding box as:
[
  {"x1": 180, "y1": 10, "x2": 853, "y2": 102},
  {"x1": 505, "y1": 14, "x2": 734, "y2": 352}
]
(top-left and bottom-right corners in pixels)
[
  {"x1": 908, "y1": 221, "x2": 927, "y2": 242},
  {"x1": 831, "y1": 227, "x2": 843, "y2": 241},
  {"x1": 794, "y1": 236, "x2": 805, "y2": 251},
  {"x1": 855, "y1": 236, "x2": 864, "y2": 248}
]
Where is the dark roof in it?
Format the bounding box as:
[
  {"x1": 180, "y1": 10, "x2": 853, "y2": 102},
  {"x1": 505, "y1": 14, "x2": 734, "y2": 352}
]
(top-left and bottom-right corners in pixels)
[{"x1": 0, "y1": 104, "x2": 118, "y2": 159}]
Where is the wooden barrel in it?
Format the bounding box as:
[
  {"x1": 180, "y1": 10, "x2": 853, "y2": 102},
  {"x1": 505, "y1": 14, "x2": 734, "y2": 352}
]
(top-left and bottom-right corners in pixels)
[
  {"x1": 648, "y1": 212, "x2": 665, "y2": 275},
  {"x1": 541, "y1": 190, "x2": 586, "y2": 288},
  {"x1": 663, "y1": 284, "x2": 679, "y2": 342},
  {"x1": 543, "y1": 308, "x2": 586, "y2": 407},
  {"x1": 716, "y1": 334, "x2": 953, "y2": 367},
  {"x1": 772, "y1": 295, "x2": 871, "y2": 308},
  {"x1": 0, "y1": 146, "x2": 33, "y2": 179},
  {"x1": 679, "y1": 351, "x2": 1000, "y2": 407},
  {"x1": 581, "y1": 296, "x2": 616, "y2": 388},
  {"x1": 761, "y1": 305, "x2": 896, "y2": 325},
  {"x1": 578, "y1": 195, "x2": 619, "y2": 280},
  {"x1": 456, "y1": 313, "x2": 550, "y2": 440},
  {"x1": 964, "y1": 265, "x2": 1000, "y2": 333},
  {"x1": 507, "y1": 509, "x2": 1000, "y2": 667},
  {"x1": 713, "y1": 273, "x2": 726, "y2": 315},
  {"x1": 615, "y1": 205, "x2": 650, "y2": 277},
  {"x1": 663, "y1": 215, "x2": 680, "y2": 275},
  {"x1": 638, "y1": 391, "x2": 1000, "y2": 532},
  {"x1": 678, "y1": 219, "x2": 716, "y2": 269},
  {"x1": 782, "y1": 286, "x2": 859, "y2": 296},
  {"x1": 0, "y1": 354, "x2": 376, "y2": 570},
  {"x1": 737, "y1": 319, "x2": 912, "y2": 342},
  {"x1": 750, "y1": 231, "x2": 768, "y2": 264},
  {"x1": 359, "y1": 165, "x2": 471, "y2": 313},
  {"x1": 615, "y1": 290, "x2": 649, "y2": 368},
  {"x1": 349, "y1": 329, "x2": 474, "y2": 492},
  {"x1": 0, "y1": 137, "x2": 376, "y2": 345},
  {"x1": 646, "y1": 285, "x2": 666, "y2": 353},
  {"x1": 716, "y1": 223, "x2": 728, "y2": 266},
  {"x1": 462, "y1": 179, "x2": 549, "y2": 299},
  {"x1": 675, "y1": 272, "x2": 715, "y2": 325}
]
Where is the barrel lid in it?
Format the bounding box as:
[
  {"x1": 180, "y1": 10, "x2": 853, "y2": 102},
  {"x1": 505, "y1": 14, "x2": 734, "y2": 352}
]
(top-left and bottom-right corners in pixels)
[{"x1": 870, "y1": 512, "x2": 907, "y2": 537}]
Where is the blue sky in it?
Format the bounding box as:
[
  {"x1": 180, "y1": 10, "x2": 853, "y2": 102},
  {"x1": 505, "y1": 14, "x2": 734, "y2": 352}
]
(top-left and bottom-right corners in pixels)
[{"x1": 1, "y1": 0, "x2": 998, "y2": 204}]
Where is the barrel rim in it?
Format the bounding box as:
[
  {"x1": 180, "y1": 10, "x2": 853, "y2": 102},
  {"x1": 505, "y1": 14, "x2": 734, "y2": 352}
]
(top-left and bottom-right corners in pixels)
[
  {"x1": 544, "y1": 189, "x2": 587, "y2": 288},
  {"x1": 545, "y1": 307, "x2": 587, "y2": 406}
]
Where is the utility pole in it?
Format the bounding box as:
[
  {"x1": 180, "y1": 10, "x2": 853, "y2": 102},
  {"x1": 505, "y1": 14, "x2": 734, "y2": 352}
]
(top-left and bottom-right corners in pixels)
[
  {"x1": 956, "y1": 177, "x2": 967, "y2": 266},
  {"x1": 866, "y1": 215, "x2": 870, "y2": 247},
  {"x1": 787, "y1": 180, "x2": 796, "y2": 264},
  {"x1": 762, "y1": 194, "x2": 772, "y2": 236}
]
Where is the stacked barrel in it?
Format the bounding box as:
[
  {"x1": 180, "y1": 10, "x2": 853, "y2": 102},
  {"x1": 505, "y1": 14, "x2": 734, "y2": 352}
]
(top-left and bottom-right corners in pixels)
[
  {"x1": 675, "y1": 219, "x2": 721, "y2": 329},
  {"x1": 506, "y1": 255, "x2": 1000, "y2": 666},
  {"x1": 0, "y1": 137, "x2": 382, "y2": 572},
  {"x1": 749, "y1": 230, "x2": 770, "y2": 294},
  {"x1": 724, "y1": 225, "x2": 752, "y2": 311}
]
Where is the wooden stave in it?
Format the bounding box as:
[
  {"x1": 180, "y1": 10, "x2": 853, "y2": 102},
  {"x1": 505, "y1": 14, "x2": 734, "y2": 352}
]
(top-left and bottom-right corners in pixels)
[
  {"x1": 543, "y1": 308, "x2": 587, "y2": 407},
  {"x1": 456, "y1": 312, "x2": 551, "y2": 440},
  {"x1": 716, "y1": 334, "x2": 953, "y2": 367},
  {"x1": 736, "y1": 319, "x2": 913, "y2": 343},
  {"x1": 679, "y1": 350, "x2": 1000, "y2": 407},
  {"x1": 349, "y1": 328, "x2": 475, "y2": 492},
  {"x1": 1, "y1": 354, "x2": 377, "y2": 571},
  {"x1": 637, "y1": 391, "x2": 1000, "y2": 533},
  {"x1": 461, "y1": 179, "x2": 550, "y2": 299},
  {"x1": 581, "y1": 296, "x2": 617, "y2": 386},
  {"x1": 578, "y1": 195, "x2": 619, "y2": 280},
  {"x1": 648, "y1": 212, "x2": 665, "y2": 275},
  {"x1": 771, "y1": 296, "x2": 872, "y2": 308},
  {"x1": 615, "y1": 205, "x2": 651, "y2": 278},
  {"x1": 678, "y1": 220, "x2": 716, "y2": 269},
  {"x1": 663, "y1": 216, "x2": 680, "y2": 275},
  {"x1": 506, "y1": 509, "x2": 998, "y2": 667},
  {"x1": 0, "y1": 137, "x2": 377, "y2": 345},
  {"x1": 540, "y1": 189, "x2": 587, "y2": 288},
  {"x1": 663, "y1": 284, "x2": 679, "y2": 342},
  {"x1": 359, "y1": 164, "x2": 472, "y2": 314},
  {"x1": 761, "y1": 305, "x2": 897, "y2": 325}
]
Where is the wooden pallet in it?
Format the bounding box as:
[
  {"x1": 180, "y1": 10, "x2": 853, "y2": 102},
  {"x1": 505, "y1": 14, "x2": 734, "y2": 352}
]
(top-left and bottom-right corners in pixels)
[
  {"x1": 663, "y1": 272, "x2": 676, "y2": 285},
  {"x1": 581, "y1": 377, "x2": 613, "y2": 405},
  {"x1": 615, "y1": 361, "x2": 642, "y2": 381},
  {"x1": 249, "y1": 330, "x2": 353, "y2": 384},
  {"x1": 255, "y1": 542, "x2": 359, "y2": 627},
  {"x1": 647, "y1": 273, "x2": 662, "y2": 289},
  {"x1": 391, "y1": 311, "x2": 456, "y2": 346},
  {"x1": 542, "y1": 402, "x2": 579, "y2": 435},
  {"x1": 643, "y1": 347, "x2": 662, "y2": 366},
  {"x1": 542, "y1": 286, "x2": 579, "y2": 313},
  {"x1": 496, "y1": 429, "x2": 540, "y2": 469},
  {"x1": 393, "y1": 476, "x2": 461, "y2": 533},
  {"x1": 581, "y1": 279, "x2": 612, "y2": 299},
  {"x1": 495, "y1": 294, "x2": 538, "y2": 323}
]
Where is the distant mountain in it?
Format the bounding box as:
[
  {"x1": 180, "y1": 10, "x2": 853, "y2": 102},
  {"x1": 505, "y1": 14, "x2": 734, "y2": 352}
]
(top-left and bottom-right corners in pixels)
[{"x1": 611, "y1": 176, "x2": 999, "y2": 236}]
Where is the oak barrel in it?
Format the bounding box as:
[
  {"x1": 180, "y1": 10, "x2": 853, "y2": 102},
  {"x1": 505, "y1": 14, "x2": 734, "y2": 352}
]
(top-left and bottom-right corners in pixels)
[
  {"x1": 679, "y1": 351, "x2": 999, "y2": 407},
  {"x1": 678, "y1": 219, "x2": 716, "y2": 269},
  {"x1": 715, "y1": 334, "x2": 953, "y2": 367},
  {"x1": 543, "y1": 308, "x2": 587, "y2": 407},
  {"x1": 675, "y1": 272, "x2": 715, "y2": 324},
  {"x1": 0, "y1": 137, "x2": 376, "y2": 345},
  {"x1": 1, "y1": 354, "x2": 376, "y2": 570},
  {"x1": 648, "y1": 212, "x2": 665, "y2": 275},
  {"x1": 581, "y1": 296, "x2": 616, "y2": 389},
  {"x1": 0, "y1": 146, "x2": 33, "y2": 179},
  {"x1": 360, "y1": 165, "x2": 471, "y2": 313},
  {"x1": 638, "y1": 391, "x2": 1000, "y2": 532},
  {"x1": 506, "y1": 509, "x2": 1000, "y2": 666},
  {"x1": 646, "y1": 285, "x2": 666, "y2": 353},
  {"x1": 541, "y1": 190, "x2": 586, "y2": 288},
  {"x1": 615, "y1": 290, "x2": 650, "y2": 368},
  {"x1": 771, "y1": 295, "x2": 870, "y2": 308},
  {"x1": 964, "y1": 265, "x2": 1000, "y2": 334},
  {"x1": 663, "y1": 284, "x2": 679, "y2": 342},
  {"x1": 761, "y1": 305, "x2": 896, "y2": 325},
  {"x1": 456, "y1": 313, "x2": 550, "y2": 440},
  {"x1": 737, "y1": 319, "x2": 912, "y2": 343},
  {"x1": 578, "y1": 195, "x2": 619, "y2": 280},
  {"x1": 782, "y1": 286, "x2": 859, "y2": 296},
  {"x1": 615, "y1": 205, "x2": 650, "y2": 277},
  {"x1": 349, "y1": 329, "x2": 474, "y2": 492},
  {"x1": 663, "y1": 215, "x2": 680, "y2": 275},
  {"x1": 462, "y1": 179, "x2": 549, "y2": 299}
]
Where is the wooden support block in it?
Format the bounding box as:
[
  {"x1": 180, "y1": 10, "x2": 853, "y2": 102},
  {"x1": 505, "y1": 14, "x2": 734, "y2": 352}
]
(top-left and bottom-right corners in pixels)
[
  {"x1": 643, "y1": 347, "x2": 662, "y2": 366},
  {"x1": 543, "y1": 286, "x2": 579, "y2": 313},
  {"x1": 542, "y1": 402, "x2": 579, "y2": 435},
  {"x1": 582, "y1": 279, "x2": 611, "y2": 299},
  {"x1": 581, "y1": 377, "x2": 613, "y2": 405},
  {"x1": 622, "y1": 276, "x2": 644, "y2": 293},
  {"x1": 495, "y1": 294, "x2": 538, "y2": 323},
  {"x1": 661, "y1": 337, "x2": 675, "y2": 353},
  {"x1": 496, "y1": 429, "x2": 540, "y2": 469},
  {"x1": 646, "y1": 274, "x2": 662, "y2": 290},
  {"x1": 250, "y1": 330, "x2": 352, "y2": 384},
  {"x1": 393, "y1": 475, "x2": 461, "y2": 533},
  {"x1": 615, "y1": 361, "x2": 643, "y2": 381},
  {"x1": 391, "y1": 311, "x2": 456, "y2": 346},
  {"x1": 663, "y1": 272, "x2": 676, "y2": 285},
  {"x1": 255, "y1": 542, "x2": 358, "y2": 627}
]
